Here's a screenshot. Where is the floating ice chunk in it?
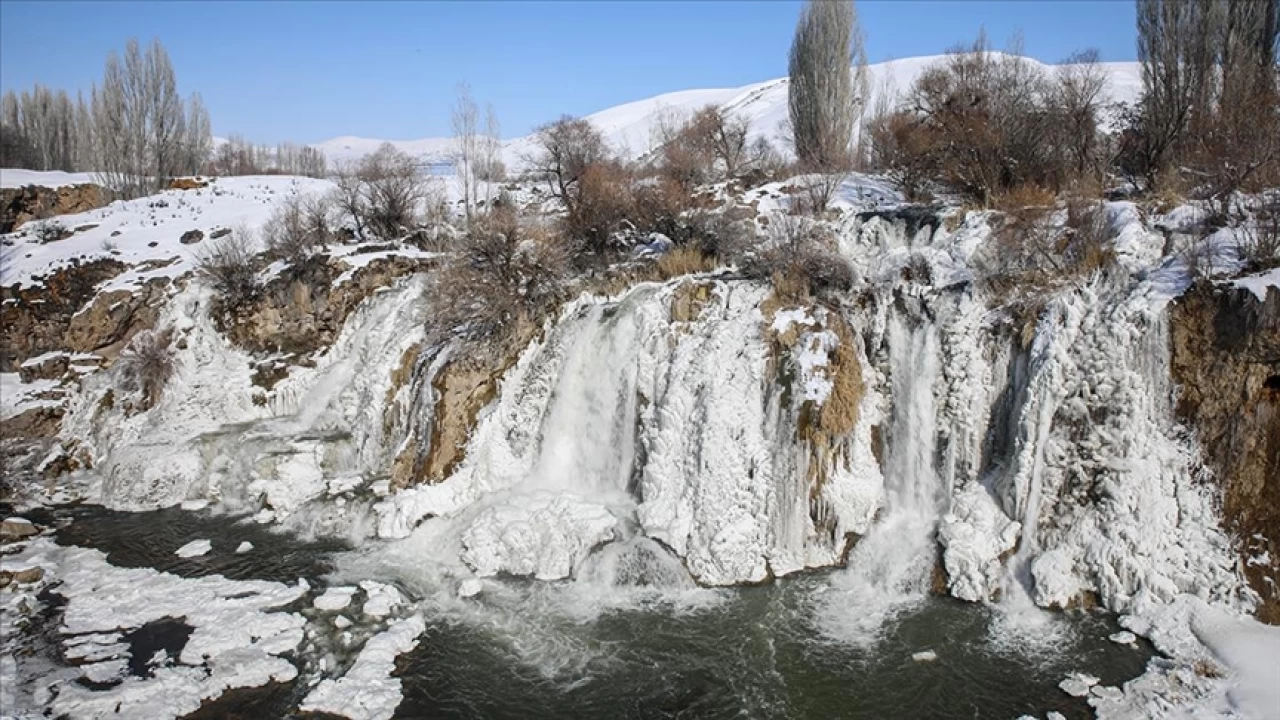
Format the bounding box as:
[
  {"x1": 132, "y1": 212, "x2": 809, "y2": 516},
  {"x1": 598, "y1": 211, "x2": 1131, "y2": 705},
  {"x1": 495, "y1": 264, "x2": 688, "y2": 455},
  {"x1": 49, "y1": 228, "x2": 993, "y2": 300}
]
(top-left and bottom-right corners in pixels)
[
  {"x1": 1059, "y1": 672, "x2": 1100, "y2": 698},
  {"x1": 179, "y1": 499, "x2": 208, "y2": 511},
  {"x1": 174, "y1": 539, "x2": 212, "y2": 558},
  {"x1": 911, "y1": 650, "x2": 937, "y2": 662},
  {"x1": 359, "y1": 581, "x2": 403, "y2": 618},
  {"x1": 300, "y1": 614, "x2": 426, "y2": 720},
  {"x1": 64, "y1": 636, "x2": 129, "y2": 662},
  {"x1": 8, "y1": 538, "x2": 306, "y2": 719},
  {"x1": 235, "y1": 541, "x2": 253, "y2": 554},
  {"x1": 81, "y1": 659, "x2": 128, "y2": 684},
  {"x1": 457, "y1": 579, "x2": 484, "y2": 599},
  {"x1": 1108, "y1": 631, "x2": 1137, "y2": 645},
  {"x1": 333, "y1": 615, "x2": 352, "y2": 630},
  {"x1": 1090, "y1": 685, "x2": 1124, "y2": 701},
  {"x1": 313, "y1": 586, "x2": 357, "y2": 611},
  {"x1": 1047, "y1": 713, "x2": 1066, "y2": 720},
  {"x1": 254, "y1": 509, "x2": 275, "y2": 524}
]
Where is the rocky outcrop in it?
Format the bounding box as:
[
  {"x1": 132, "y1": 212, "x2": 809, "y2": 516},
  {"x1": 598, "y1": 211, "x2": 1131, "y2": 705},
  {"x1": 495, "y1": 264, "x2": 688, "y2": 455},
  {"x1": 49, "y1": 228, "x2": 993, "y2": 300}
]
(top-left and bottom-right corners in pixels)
[
  {"x1": 1171, "y1": 281, "x2": 1280, "y2": 624},
  {"x1": 219, "y1": 251, "x2": 435, "y2": 357},
  {"x1": 0, "y1": 183, "x2": 108, "y2": 233},
  {"x1": 0, "y1": 258, "x2": 128, "y2": 372}
]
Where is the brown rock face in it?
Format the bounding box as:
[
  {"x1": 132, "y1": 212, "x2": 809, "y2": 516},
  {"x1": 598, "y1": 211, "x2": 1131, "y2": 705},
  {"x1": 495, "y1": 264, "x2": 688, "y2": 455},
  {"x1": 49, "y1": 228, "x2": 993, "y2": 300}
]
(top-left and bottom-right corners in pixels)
[
  {"x1": 0, "y1": 183, "x2": 108, "y2": 233},
  {"x1": 1171, "y1": 282, "x2": 1280, "y2": 624},
  {"x1": 219, "y1": 252, "x2": 434, "y2": 356},
  {"x1": 0, "y1": 258, "x2": 129, "y2": 372}
]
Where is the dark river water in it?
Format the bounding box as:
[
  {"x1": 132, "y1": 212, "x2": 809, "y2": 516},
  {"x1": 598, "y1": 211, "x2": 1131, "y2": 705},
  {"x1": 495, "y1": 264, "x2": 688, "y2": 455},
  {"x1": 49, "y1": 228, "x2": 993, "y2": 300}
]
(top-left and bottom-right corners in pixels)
[{"x1": 10, "y1": 503, "x2": 1153, "y2": 720}]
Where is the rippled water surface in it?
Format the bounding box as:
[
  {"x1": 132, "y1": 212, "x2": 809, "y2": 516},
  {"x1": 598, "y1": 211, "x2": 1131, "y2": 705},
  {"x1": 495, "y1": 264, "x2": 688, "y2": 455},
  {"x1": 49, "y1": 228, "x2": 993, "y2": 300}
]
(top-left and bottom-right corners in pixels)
[
  {"x1": 11, "y1": 505, "x2": 1153, "y2": 719},
  {"x1": 394, "y1": 583, "x2": 1150, "y2": 720}
]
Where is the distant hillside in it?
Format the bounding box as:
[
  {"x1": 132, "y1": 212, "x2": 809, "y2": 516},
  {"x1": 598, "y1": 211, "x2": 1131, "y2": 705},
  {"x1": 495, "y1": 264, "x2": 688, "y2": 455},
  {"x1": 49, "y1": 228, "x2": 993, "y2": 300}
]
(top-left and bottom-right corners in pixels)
[{"x1": 310, "y1": 54, "x2": 1143, "y2": 171}]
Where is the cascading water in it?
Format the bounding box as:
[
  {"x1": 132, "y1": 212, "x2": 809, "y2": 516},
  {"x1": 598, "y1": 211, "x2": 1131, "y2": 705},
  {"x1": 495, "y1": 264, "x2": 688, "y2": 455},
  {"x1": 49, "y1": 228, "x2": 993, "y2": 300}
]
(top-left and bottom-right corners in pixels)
[
  {"x1": 375, "y1": 279, "x2": 883, "y2": 587},
  {"x1": 63, "y1": 275, "x2": 429, "y2": 538},
  {"x1": 816, "y1": 302, "x2": 944, "y2": 646}
]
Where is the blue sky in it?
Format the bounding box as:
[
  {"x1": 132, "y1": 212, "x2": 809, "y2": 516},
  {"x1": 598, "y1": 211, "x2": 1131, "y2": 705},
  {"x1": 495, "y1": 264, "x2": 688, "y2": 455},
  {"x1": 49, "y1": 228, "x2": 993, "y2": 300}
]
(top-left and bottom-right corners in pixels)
[{"x1": 0, "y1": 1, "x2": 1138, "y2": 144}]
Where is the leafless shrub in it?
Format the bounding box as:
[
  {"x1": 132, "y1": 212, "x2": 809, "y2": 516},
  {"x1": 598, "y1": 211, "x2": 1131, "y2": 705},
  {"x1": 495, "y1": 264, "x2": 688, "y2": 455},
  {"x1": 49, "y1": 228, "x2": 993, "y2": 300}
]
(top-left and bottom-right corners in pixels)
[
  {"x1": 743, "y1": 214, "x2": 854, "y2": 300},
  {"x1": 977, "y1": 194, "x2": 1118, "y2": 302},
  {"x1": 684, "y1": 207, "x2": 761, "y2": 261},
  {"x1": 428, "y1": 207, "x2": 569, "y2": 359},
  {"x1": 332, "y1": 143, "x2": 427, "y2": 241},
  {"x1": 31, "y1": 219, "x2": 68, "y2": 243},
  {"x1": 263, "y1": 194, "x2": 332, "y2": 264},
  {"x1": 794, "y1": 171, "x2": 848, "y2": 216},
  {"x1": 865, "y1": 109, "x2": 936, "y2": 201},
  {"x1": 567, "y1": 161, "x2": 637, "y2": 259},
  {"x1": 653, "y1": 105, "x2": 760, "y2": 187},
  {"x1": 196, "y1": 226, "x2": 261, "y2": 309},
  {"x1": 1239, "y1": 200, "x2": 1280, "y2": 269},
  {"x1": 118, "y1": 327, "x2": 175, "y2": 410}
]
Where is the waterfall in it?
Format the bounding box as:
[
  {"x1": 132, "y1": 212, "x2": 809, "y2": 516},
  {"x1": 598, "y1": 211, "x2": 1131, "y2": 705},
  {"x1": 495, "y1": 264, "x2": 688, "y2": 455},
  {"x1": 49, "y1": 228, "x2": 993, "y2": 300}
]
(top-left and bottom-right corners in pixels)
[
  {"x1": 816, "y1": 304, "x2": 944, "y2": 646},
  {"x1": 67, "y1": 276, "x2": 429, "y2": 532},
  {"x1": 376, "y1": 279, "x2": 884, "y2": 586},
  {"x1": 980, "y1": 278, "x2": 1243, "y2": 615},
  {"x1": 527, "y1": 301, "x2": 643, "y2": 503}
]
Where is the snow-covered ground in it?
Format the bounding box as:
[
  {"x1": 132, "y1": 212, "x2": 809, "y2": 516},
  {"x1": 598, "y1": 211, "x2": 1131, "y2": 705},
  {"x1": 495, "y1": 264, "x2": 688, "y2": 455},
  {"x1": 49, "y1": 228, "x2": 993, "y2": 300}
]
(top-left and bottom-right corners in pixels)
[
  {"x1": 0, "y1": 169, "x2": 100, "y2": 189},
  {"x1": 1, "y1": 175, "x2": 333, "y2": 290}
]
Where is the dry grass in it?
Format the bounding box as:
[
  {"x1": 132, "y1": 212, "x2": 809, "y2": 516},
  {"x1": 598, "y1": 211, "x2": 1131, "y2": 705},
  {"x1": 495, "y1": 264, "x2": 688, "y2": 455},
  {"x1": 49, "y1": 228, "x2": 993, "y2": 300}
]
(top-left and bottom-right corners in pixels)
[
  {"x1": 117, "y1": 327, "x2": 175, "y2": 411},
  {"x1": 992, "y1": 184, "x2": 1056, "y2": 213},
  {"x1": 656, "y1": 246, "x2": 717, "y2": 279},
  {"x1": 815, "y1": 317, "x2": 863, "y2": 439}
]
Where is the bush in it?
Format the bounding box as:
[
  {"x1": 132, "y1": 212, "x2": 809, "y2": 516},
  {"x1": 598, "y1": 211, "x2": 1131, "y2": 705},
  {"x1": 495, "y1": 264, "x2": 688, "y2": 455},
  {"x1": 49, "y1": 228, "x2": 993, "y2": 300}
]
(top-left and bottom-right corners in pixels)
[
  {"x1": 977, "y1": 196, "x2": 1117, "y2": 300},
  {"x1": 743, "y1": 215, "x2": 854, "y2": 300},
  {"x1": 263, "y1": 194, "x2": 332, "y2": 265},
  {"x1": 332, "y1": 143, "x2": 428, "y2": 241},
  {"x1": 196, "y1": 227, "x2": 261, "y2": 310},
  {"x1": 118, "y1": 328, "x2": 175, "y2": 410},
  {"x1": 1239, "y1": 199, "x2": 1280, "y2": 270},
  {"x1": 877, "y1": 33, "x2": 1107, "y2": 205},
  {"x1": 428, "y1": 207, "x2": 568, "y2": 359},
  {"x1": 566, "y1": 161, "x2": 637, "y2": 259},
  {"x1": 31, "y1": 219, "x2": 68, "y2": 244},
  {"x1": 865, "y1": 110, "x2": 937, "y2": 201}
]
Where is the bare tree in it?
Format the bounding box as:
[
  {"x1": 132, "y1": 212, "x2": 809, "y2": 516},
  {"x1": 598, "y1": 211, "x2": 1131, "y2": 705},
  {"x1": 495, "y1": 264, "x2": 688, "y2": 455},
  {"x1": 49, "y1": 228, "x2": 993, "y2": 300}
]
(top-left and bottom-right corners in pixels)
[
  {"x1": 451, "y1": 82, "x2": 480, "y2": 223},
  {"x1": 1186, "y1": 0, "x2": 1280, "y2": 204},
  {"x1": 1053, "y1": 50, "x2": 1110, "y2": 184},
  {"x1": 479, "y1": 103, "x2": 504, "y2": 186},
  {"x1": 89, "y1": 38, "x2": 203, "y2": 196},
  {"x1": 787, "y1": 0, "x2": 867, "y2": 171},
  {"x1": 332, "y1": 143, "x2": 427, "y2": 241},
  {"x1": 1133, "y1": 0, "x2": 1222, "y2": 189},
  {"x1": 526, "y1": 115, "x2": 608, "y2": 219},
  {"x1": 183, "y1": 93, "x2": 212, "y2": 175},
  {"x1": 145, "y1": 39, "x2": 186, "y2": 182}
]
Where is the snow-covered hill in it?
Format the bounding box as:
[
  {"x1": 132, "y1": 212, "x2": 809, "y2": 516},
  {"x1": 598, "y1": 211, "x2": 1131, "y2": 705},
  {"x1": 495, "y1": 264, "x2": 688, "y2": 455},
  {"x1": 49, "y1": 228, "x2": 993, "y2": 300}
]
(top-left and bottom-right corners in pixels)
[{"x1": 311, "y1": 55, "x2": 1142, "y2": 170}]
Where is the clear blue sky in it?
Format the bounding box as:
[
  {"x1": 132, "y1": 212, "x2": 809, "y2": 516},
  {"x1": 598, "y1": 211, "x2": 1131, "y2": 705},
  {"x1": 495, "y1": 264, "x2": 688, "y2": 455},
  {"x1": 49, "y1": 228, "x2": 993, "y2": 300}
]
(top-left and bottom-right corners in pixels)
[{"x1": 0, "y1": 1, "x2": 1138, "y2": 144}]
